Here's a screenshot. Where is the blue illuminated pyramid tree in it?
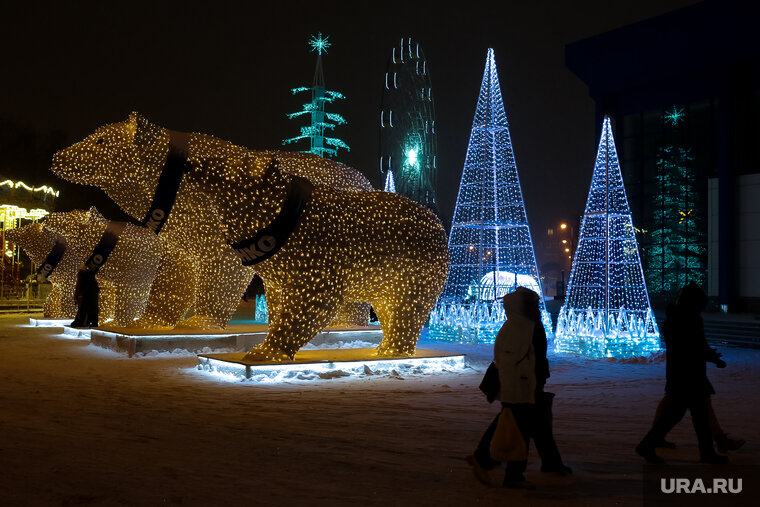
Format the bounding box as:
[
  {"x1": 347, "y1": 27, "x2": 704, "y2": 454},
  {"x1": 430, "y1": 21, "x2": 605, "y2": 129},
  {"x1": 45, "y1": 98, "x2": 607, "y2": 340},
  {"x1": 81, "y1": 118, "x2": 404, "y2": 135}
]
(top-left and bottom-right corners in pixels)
[
  {"x1": 429, "y1": 48, "x2": 550, "y2": 343},
  {"x1": 283, "y1": 33, "x2": 349, "y2": 158},
  {"x1": 554, "y1": 117, "x2": 660, "y2": 358},
  {"x1": 383, "y1": 169, "x2": 396, "y2": 193}
]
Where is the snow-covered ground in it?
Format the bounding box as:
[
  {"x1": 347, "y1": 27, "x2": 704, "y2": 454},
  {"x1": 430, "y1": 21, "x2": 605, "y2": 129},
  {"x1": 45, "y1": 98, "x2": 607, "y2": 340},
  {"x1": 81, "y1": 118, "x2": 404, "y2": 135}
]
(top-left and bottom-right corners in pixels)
[{"x1": 1, "y1": 314, "x2": 757, "y2": 506}]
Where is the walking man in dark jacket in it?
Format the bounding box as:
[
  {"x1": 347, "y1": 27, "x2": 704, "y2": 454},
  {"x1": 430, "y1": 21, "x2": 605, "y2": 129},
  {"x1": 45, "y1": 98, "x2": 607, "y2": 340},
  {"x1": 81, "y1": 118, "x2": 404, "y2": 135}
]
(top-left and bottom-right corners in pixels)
[{"x1": 636, "y1": 282, "x2": 727, "y2": 464}]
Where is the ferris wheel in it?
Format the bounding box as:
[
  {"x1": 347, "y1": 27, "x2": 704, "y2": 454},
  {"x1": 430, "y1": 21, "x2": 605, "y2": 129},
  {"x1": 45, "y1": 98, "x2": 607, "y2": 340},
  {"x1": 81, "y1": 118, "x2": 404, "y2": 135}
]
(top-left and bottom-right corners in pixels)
[{"x1": 379, "y1": 37, "x2": 438, "y2": 214}]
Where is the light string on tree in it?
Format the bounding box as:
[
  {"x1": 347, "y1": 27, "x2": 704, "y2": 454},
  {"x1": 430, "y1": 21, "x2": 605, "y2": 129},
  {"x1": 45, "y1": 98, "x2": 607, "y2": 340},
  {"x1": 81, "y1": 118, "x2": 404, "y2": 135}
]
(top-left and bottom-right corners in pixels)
[
  {"x1": 554, "y1": 116, "x2": 660, "y2": 358},
  {"x1": 429, "y1": 48, "x2": 550, "y2": 344}
]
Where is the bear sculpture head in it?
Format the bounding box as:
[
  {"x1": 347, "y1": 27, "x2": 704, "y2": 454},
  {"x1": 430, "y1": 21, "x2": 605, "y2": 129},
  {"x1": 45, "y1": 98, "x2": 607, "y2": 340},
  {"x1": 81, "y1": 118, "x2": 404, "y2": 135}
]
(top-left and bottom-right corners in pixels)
[
  {"x1": 43, "y1": 207, "x2": 109, "y2": 260},
  {"x1": 51, "y1": 112, "x2": 169, "y2": 219},
  {"x1": 5, "y1": 223, "x2": 60, "y2": 265}
]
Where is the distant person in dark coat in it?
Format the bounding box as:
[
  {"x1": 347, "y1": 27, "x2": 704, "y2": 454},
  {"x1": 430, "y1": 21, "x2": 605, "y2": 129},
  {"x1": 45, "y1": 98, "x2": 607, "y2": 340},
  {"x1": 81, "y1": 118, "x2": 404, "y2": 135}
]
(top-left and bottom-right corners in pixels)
[
  {"x1": 637, "y1": 282, "x2": 728, "y2": 464},
  {"x1": 71, "y1": 265, "x2": 99, "y2": 328}
]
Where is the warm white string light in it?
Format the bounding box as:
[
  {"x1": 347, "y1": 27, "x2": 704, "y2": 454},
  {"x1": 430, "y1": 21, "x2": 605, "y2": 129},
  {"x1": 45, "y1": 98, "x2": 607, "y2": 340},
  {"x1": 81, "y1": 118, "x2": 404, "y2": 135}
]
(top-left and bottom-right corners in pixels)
[
  {"x1": 43, "y1": 208, "x2": 161, "y2": 327},
  {"x1": 0, "y1": 179, "x2": 59, "y2": 197},
  {"x1": 51, "y1": 113, "x2": 449, "y2": 360},
  {"x1": 6, "y1": 223, "x2": 79, "y2": 319}
]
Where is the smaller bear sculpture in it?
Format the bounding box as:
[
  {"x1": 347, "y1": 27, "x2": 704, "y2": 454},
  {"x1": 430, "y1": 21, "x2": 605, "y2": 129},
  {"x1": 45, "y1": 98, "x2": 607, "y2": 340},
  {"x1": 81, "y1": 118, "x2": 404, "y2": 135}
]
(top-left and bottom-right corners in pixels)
[
  {"x1": 43, "y1": 208, "x2": 161, "y2": 327},
  {"x1": 6, "y1": 223, "x2": 81, "y2": 319}
]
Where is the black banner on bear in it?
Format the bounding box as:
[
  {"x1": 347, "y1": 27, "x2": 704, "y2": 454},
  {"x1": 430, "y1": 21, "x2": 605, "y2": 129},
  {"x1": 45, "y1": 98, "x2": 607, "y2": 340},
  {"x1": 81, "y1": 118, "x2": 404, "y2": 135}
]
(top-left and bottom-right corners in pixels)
[
  {"x1": 36, "y1": 238, "x2": 68, "y2": 278},
  {"x1": 84, "y1": 221, "x2": 126, "y2": 273},
  {"x1": 230, "y1": 175, "x2": 313, "y2": 266},
  {"x1": 142, "y1": 149, "x2": 191, "y2": 234}
]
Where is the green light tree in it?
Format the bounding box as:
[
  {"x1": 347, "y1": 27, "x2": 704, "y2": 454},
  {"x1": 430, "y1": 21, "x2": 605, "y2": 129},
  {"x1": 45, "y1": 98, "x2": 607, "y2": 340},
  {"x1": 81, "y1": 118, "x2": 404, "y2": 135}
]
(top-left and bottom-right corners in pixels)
[
  {"x1": 283, "y1": 33, "x2": 349, "y2": 159},
  {"x1": 644, "y1": 113, "x2": 706, "y2": 293}
]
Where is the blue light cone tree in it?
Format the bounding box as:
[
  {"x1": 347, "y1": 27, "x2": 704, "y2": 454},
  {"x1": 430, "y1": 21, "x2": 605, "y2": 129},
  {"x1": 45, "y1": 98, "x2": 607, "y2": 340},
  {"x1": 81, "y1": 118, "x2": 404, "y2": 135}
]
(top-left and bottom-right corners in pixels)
[
  {"x1": 384, "y1": 169, "x2": 396, "y2": 193},
  {"x1": 554, "y1": 117, "x2": 660, "y2": 358},
  {"x1": 429, "y1": 48, "x2": 550, "y2": 343}
]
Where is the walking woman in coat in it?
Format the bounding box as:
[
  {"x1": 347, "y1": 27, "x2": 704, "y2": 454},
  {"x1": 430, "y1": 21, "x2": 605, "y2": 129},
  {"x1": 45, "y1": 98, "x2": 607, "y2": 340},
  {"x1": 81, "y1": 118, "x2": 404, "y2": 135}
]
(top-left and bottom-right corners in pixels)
[{"x1": 468, "y1": 287, "x2": 570, "y2": 489}]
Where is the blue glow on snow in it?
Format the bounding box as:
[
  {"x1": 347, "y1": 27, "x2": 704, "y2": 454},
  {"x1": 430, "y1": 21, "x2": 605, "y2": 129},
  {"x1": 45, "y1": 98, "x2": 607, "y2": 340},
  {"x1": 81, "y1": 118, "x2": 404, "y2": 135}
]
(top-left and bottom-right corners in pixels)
[{"x1": 197, "y1": 354, "x2": 467, "y2": 383}]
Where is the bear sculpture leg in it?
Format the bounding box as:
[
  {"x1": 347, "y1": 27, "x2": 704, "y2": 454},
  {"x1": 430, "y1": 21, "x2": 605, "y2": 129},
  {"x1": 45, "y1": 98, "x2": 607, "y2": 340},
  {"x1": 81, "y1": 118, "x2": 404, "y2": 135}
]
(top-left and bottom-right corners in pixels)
[
  {"x1": 372, "y1": 264, "x2": 445, "y2": 357},
  {"x1": 330, "y1": 302, "x2": 371, "y2": 327},
  {"x1": 110, "y1": 285, "x2": 151, "y2": 327},
  {"x1": 131, "y1": 250, "x2": 198, "y2": 329},
  {"x1": 44, "y1": 286, "x2": 76, "y2": 319},
  {"x1": 177, "y1": 250, "x2": 253, "y2": 330},
  {"x1": 373, "y1": 298, "x2": 433, "y2": 357},
  {"x1": 244, "y1": 280, "x2": 342, "y2": 362},
  {"x1": 97, "y1": 280, "x2": 117, "y2": 325}
]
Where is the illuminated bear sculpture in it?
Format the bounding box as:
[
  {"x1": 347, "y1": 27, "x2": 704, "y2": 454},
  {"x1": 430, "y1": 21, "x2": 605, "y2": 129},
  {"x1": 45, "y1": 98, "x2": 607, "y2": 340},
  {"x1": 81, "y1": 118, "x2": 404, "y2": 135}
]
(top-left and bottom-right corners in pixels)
[
  {"x1": 43, "y1": 208, "x2": 161, "y2": 327},
  {"x1": 51, "y1": 113, "x2": 449, "y2": 358},
  {"x1": 7, "y1": 222, "x2": 121, "y2": 322},
  {"x1": 52, "y1": 113, "x2": 374, "y2": 330},
  {"x1": 6, "y1": 223, "x2": 81, "y2": 319}
]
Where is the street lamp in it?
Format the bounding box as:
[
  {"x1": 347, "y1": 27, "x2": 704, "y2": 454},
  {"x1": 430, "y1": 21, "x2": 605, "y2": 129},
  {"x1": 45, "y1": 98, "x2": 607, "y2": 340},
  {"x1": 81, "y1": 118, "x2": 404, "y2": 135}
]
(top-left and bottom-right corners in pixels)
[
  {"x1": 559, "y1": 222, "x2": 575, "y2": 259},
  {"x1": 558, "y1": 221, "x2": 576, "y2": 299}
]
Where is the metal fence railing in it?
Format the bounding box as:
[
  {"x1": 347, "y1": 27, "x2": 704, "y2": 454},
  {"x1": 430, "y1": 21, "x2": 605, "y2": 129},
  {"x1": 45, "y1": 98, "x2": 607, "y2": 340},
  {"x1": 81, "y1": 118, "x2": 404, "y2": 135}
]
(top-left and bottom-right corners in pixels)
[{"x1": 0, "y1": 282, "x2": 50, "y2": 312}]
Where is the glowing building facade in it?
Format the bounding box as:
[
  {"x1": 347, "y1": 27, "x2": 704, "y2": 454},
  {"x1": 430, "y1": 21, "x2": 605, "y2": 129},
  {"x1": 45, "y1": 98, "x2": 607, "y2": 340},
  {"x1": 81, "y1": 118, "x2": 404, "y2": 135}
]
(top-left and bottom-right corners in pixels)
[
  {"x1": 429, "y1": 48, "x2": 549, "y2": 343},
  {"x1": 554, "y1": 117, "x2": 660, "y2": 358}
]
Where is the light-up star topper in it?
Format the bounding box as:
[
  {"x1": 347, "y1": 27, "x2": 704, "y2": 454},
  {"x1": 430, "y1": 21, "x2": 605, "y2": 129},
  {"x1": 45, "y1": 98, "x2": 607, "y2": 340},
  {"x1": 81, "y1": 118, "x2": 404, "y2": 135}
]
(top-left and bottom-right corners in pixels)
[
  {"x1": 664, "y1": 105, "x2": 685, "y2": 126},
  {"x1": 308, "y1": 33, "x2": 331, "y2": 55}
]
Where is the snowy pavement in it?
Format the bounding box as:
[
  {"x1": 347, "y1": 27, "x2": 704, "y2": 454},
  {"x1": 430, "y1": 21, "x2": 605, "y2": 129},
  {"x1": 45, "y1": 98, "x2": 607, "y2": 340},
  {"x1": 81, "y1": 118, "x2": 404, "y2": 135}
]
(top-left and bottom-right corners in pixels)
[{"x1": 1, "y1": 314, "x2": 757, "y2": 506}]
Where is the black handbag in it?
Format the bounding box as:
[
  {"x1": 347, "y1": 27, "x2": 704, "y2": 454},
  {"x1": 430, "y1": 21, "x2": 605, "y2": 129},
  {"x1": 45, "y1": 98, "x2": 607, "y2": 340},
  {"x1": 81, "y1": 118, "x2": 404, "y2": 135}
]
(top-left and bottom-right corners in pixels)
[{"x1": 479, "y1": 362, "x2": 500, "y2": 403}]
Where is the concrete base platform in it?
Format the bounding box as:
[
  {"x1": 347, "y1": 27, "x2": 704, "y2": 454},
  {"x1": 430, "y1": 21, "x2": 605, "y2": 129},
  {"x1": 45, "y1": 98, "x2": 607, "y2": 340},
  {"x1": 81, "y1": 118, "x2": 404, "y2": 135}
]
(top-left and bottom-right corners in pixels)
[
  {"x1": 197, "y1": 348, "x2": 467, "y2": 380},
  {"x1": 62, "y1": 326, "x2": 93, "y2": 339},
  {"x1": 89, "y1": 324, "x2": 383, "y2": 357},
  {"x1": 29, "y1": 318, "x2": 73, "y2": 327}
]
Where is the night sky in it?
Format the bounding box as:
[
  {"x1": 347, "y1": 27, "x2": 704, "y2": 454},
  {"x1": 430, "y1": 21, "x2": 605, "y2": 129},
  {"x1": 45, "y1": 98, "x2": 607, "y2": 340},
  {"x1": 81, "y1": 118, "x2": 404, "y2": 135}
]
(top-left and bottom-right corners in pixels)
[{"x1": 0, "y1": 0, "x2": 699, "y2": 265}]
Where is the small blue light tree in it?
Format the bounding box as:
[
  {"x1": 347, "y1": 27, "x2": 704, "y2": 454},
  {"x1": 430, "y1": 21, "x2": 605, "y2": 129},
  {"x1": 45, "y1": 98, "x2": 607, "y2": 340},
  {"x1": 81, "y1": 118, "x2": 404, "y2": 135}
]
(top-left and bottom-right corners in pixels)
[
  {"x1": 428, "y1": 48, "x2": 550, "y2": 343},
  {"x1": 283, "y1": 33, "x2": 349, "y2": 158},
  {"x1": 554, "y1": 116, "x2": 660, "y2": 358},
  {"x1": 383, "y1": 169, "x2": 396, "y2": 193}
]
